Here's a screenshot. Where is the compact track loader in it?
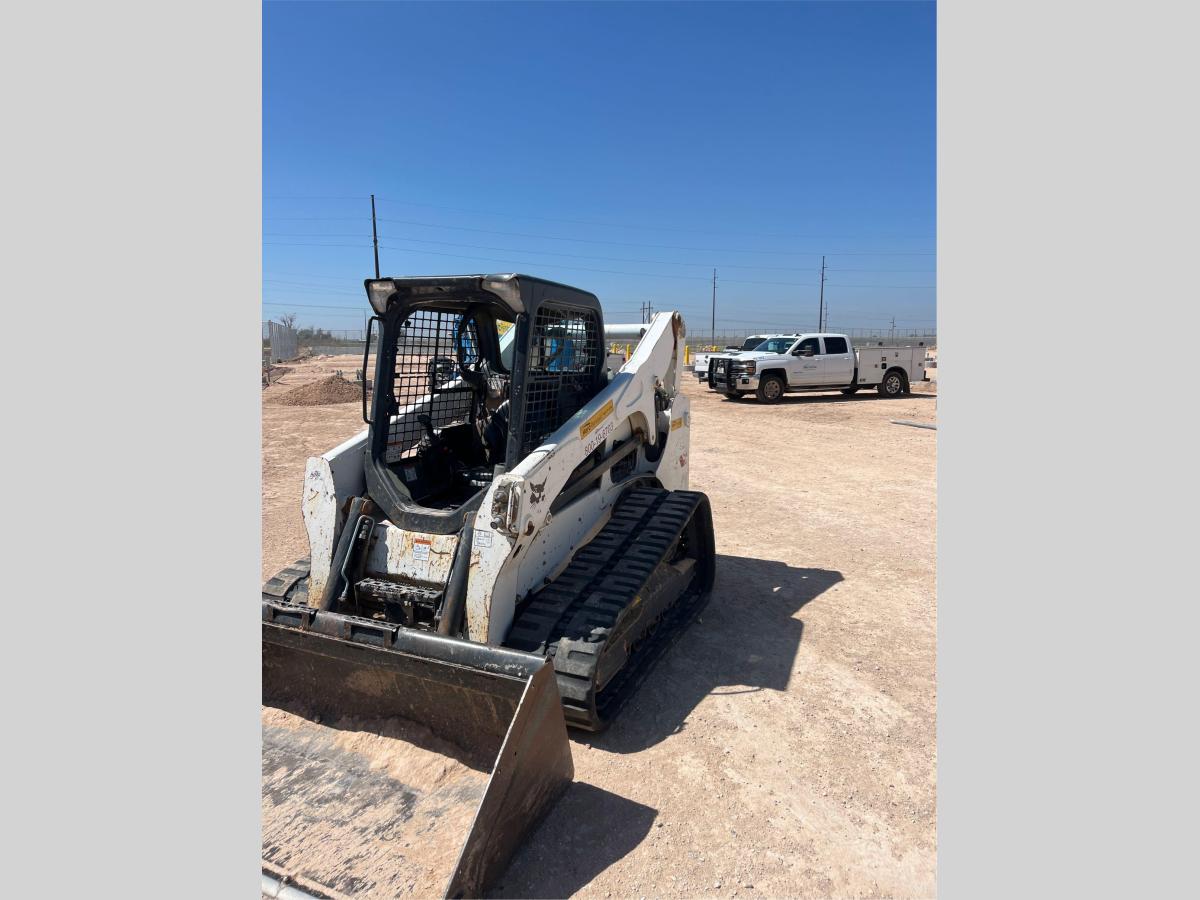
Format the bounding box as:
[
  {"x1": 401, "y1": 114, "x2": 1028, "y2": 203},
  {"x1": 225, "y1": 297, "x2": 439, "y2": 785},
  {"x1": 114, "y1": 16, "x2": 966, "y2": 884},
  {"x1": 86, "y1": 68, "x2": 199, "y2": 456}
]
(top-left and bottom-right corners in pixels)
[{"x1": 262, "y1": 274, "x2": 716, "y2": 898}]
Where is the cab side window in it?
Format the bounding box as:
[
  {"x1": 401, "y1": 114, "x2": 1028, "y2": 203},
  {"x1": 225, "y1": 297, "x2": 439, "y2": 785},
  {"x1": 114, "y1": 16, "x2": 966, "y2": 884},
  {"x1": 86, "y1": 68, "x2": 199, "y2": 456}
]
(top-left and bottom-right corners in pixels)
[
  {"x1": 822, "y1": 336, "x2": 848, "y2": 354},
  {"x1": 794, "y1": 337, "x2": 820, "y2": 355}
]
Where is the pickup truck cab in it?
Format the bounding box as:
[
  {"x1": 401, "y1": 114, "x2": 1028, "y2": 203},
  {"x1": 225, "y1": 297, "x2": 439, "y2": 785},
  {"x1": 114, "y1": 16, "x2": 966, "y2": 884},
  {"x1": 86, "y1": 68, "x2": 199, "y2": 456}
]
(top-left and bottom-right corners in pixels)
[{"x1": 707, "y1": 333, "x2": 930, "y2": 403}]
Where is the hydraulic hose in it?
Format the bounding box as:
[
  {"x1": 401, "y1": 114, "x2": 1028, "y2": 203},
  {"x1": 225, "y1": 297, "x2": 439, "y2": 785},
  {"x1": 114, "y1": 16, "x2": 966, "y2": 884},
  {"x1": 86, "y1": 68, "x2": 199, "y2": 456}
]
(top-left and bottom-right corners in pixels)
[{"x1": 437, "y1": 525, "x2": 474, "y2": 636}]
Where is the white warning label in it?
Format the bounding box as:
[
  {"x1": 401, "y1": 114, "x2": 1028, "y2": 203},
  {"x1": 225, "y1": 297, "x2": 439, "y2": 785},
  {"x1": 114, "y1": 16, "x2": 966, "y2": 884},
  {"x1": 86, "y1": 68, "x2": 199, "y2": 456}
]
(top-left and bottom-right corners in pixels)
[
  {"x1": 413, "y1": 538, "x2": 431, "y2": 561},
  {"x1": 474, "y1": 529, "x2": 493, "y2": 549}
]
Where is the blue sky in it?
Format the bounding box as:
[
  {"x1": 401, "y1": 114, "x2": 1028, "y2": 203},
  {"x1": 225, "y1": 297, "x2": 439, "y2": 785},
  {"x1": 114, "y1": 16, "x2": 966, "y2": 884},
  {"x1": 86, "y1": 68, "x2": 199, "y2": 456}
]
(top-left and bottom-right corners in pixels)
[{"x1": 264, "y1": 1, "x2": 935, "y2": 335}]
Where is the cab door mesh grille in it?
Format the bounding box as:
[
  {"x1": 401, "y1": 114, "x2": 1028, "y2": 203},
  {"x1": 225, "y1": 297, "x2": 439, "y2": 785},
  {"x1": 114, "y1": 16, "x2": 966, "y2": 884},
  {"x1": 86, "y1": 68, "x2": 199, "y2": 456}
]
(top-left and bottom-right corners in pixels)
[
  {"x1": 518, "y1": 306, "x2": 600, "y2": 457},
  {"x1": 385, "y1": 309, "x2": 478, "y2": 463}
]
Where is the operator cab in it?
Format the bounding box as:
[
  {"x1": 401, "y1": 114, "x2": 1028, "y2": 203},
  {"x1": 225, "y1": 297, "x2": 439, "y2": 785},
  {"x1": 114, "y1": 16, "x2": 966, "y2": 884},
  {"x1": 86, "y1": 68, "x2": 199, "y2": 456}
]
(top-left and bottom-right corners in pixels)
[{"x1": 363, "y1": 274, "x2": 605, "y2": 534}]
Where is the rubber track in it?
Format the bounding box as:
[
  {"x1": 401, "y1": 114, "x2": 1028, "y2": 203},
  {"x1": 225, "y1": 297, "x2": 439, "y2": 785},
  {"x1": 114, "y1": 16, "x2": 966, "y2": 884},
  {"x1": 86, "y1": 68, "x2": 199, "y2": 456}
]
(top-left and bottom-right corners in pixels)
[
  {"x1": 262, "y1": 558, "x2": 311, "y2": 603},
  {"x1": 504, "y1": 487, "x2": 711, "y2": 730}
]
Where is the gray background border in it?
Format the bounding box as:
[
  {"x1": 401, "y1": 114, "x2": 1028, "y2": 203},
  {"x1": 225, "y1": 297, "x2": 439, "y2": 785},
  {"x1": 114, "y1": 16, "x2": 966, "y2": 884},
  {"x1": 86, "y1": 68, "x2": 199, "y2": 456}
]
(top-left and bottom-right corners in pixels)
[{"x1": 4, "y1": 0, "x2": 1195, "y2": 896}]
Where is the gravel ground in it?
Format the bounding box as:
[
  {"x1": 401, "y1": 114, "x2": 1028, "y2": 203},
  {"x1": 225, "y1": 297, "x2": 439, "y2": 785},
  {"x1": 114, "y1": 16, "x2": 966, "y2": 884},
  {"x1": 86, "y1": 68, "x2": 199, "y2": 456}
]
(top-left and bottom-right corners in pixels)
[{"x1": 262, "y1": 356, "x2": 937, "y2": 898}]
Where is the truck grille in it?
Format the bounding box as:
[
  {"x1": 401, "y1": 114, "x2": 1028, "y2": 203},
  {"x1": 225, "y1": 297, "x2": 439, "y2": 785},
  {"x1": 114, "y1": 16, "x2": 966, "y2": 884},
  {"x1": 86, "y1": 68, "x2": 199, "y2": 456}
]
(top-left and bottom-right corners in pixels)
[{"x1": 711, "y1": 358, "x2": 730, "y2": 387}]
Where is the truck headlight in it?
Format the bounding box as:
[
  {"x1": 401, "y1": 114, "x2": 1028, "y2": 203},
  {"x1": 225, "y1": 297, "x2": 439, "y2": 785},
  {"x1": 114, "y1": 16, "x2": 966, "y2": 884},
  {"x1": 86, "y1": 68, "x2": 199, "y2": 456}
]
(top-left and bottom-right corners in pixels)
[{"x1": 735, "y1": 361, "x2": 756, "y2": 375}]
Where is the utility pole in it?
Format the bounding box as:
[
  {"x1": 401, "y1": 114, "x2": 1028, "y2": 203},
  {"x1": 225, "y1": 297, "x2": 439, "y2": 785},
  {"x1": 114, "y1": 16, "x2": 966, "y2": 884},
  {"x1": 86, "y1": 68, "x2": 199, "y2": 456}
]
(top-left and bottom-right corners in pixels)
[
  {"x1": 817, "y1": 255, "x2": 826, "y2": 332},
  {"x1": 890, "y1": 317, "x2": 896, "y2": 342},
  {"x1": 711, "y1": 268, "x2": 717, "y2": 343},
  {"x1": 370, "y1": 193, "x2": 381, "y2": 279}
]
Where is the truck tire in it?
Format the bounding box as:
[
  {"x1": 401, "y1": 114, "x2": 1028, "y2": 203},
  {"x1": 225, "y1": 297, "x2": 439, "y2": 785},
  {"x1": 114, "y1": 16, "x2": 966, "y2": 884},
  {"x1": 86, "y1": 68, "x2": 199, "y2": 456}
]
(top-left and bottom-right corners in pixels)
[
  {"x1": 756, "y1": 374, "x2": 786, "y2": 403},
  {"x1": 878, "y1": 369, "x2": 906, "y2": 397},
  {"x1": 841, "y1": 385, "x2": 860, "y2": 395}
]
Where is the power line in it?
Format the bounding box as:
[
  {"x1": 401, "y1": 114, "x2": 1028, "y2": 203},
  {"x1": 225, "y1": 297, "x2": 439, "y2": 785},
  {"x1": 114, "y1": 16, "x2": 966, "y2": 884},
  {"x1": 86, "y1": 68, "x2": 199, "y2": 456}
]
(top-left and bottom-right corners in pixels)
[
  {"x1": 828, "y1": 267, "x2": 937, "y2": 273},
  {"x1": 266, "y1": 215, "x2": 936, "y2": 256},
  {"x1": 260, "y1": 296, "x2": 932, "y2": 327},
  {"x1": 265, "y1": 271, "x2": 368, "y2": 281},
  {"x1": 264, "y1": 240, "x2": 938, "y2": 289},
  {"x1": 369, "y1": 218, "x2": 940, "y2": 256},
  {"x1": 369, "y1": 196, "x2": 932, "y2": 241},
  {"x1": 265, "y1": 195, "x2": 935, "y2": 242},
  {"x1": 264, "y1": 195, "x2": 367, "y2": 200},
  {"x1": 263, "y1": 279, "x2": 361, "y2": 295},
  {"x1": 822, "y1": 282, "x2": 936, "y2": 289},
  {"x1": 263, "y1": 232, "x2": 827, "y2": 273},
  {"x1": 262, "y1": 289, "x2": 364, "y2": 302},
  {"x1": 262, "y1": 300, "x2": 365, "y2": 310}
]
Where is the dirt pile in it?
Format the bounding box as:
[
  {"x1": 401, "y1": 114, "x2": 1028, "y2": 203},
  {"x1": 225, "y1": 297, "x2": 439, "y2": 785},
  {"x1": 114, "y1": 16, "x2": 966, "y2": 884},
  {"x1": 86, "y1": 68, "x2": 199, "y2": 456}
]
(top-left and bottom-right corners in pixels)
[{"x1": 268, "y1": 374, "x2": 359, "y2": 406}]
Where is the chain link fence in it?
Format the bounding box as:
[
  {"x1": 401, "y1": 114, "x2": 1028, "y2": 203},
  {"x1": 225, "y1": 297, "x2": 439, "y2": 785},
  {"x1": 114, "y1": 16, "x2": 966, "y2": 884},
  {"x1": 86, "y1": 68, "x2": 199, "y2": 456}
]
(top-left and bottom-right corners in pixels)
[
  {"x1": 264, "y1": 317, "x2": 934, "y2": 370},
  {"x1": 682, "y1": 327, "x2": 936, "y2": 356}
]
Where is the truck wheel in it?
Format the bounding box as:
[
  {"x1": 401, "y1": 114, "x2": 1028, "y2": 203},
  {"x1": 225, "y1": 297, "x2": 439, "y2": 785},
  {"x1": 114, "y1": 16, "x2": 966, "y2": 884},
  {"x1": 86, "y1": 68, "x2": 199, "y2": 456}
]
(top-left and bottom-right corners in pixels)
[
  {"x1": 878, "y1": 370, "x2": 906, "y2": 397},
  {"x1": 756, "y1": 375, "x2": 785, "y2": 403},
  {"x1": 841, "y1": 385, "x2": 860, "y2": 395}
]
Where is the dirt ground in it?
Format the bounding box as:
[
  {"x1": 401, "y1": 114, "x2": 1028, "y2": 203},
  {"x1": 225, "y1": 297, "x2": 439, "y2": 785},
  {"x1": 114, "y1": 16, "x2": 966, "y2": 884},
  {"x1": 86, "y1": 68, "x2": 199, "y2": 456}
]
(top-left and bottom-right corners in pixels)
[{"x1": 262, "y1": 356, "x2": 936, "y2": 898}]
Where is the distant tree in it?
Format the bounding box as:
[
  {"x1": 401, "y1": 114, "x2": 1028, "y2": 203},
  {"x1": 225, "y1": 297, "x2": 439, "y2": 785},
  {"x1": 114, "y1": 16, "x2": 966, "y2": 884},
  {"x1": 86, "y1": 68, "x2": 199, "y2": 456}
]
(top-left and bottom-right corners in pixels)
[{"x1": 278, "y1": 312, "x2": 298, "y2": 330}]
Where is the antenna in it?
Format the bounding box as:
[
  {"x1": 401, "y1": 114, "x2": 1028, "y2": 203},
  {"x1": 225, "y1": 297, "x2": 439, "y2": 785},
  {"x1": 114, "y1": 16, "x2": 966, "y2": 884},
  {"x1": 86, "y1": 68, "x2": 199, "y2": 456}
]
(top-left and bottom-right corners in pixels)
[{"x1": 370, "y1": 194, "x2": 380, "y2": 278}]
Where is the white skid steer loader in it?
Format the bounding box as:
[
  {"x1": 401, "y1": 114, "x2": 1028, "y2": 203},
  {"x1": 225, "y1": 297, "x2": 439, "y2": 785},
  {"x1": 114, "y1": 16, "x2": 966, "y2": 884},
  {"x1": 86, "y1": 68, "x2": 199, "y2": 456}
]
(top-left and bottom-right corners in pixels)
[{"x1": 262, "y1": 274, "x2": 715, "y2": 898}]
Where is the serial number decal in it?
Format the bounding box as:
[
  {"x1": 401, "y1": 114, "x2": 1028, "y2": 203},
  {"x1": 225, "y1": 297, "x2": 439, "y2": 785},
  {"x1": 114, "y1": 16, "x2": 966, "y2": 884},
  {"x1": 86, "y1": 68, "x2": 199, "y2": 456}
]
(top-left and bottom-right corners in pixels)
[
  {"x1": 473, "y1": 529, "x2": 493, "y2": 549},
  {"x1": 578, "y1": 399, "x2": 615, "y2": 440},
  {"x1": 670, "y1": 416, "x2": 684, "y2": 431},
  {"x1": 583, "y1": 420, "x2": 615, "y2": 456}
]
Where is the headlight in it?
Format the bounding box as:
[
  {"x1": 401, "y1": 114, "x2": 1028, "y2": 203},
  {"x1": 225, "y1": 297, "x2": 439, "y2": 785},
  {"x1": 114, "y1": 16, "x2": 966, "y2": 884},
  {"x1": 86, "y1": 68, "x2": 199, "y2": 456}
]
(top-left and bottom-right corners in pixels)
[{"x1": 734, "y1": 361, "x2": 756, "y2": 375}]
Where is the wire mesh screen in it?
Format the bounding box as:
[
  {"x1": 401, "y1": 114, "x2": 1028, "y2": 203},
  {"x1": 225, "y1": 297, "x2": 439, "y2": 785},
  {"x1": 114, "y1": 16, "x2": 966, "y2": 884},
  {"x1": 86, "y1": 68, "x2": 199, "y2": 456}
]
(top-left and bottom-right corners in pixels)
[
  {"x1": 519, "y1": 306, "x2": 601, "y2": 456},
  {"x1": 385, "y1": 309, "x2": 478, "y2": 463}
]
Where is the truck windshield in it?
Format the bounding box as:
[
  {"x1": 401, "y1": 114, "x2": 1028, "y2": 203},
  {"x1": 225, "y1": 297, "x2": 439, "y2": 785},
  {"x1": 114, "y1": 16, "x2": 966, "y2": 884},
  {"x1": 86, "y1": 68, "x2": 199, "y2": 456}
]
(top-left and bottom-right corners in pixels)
[
  {"x1": 758, "y1": 338, "x2": 795, "y2": 353},
  {"x1": 741, "y1": 337, "x2": 766, "y2": 350}
]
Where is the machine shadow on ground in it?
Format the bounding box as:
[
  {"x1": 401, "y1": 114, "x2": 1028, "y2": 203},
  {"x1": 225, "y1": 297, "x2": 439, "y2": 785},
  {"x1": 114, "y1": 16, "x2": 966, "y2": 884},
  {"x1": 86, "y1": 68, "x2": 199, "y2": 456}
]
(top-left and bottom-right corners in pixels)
[
  {"x1": 488, "y1": 782, "x2": 658, "y2": 899},
  {"x1": 585, "y1": 555, "x2": 843, "y2": 755},
  {"x1": 490, "y1": 557, "x2": 840, "y2": 896}
]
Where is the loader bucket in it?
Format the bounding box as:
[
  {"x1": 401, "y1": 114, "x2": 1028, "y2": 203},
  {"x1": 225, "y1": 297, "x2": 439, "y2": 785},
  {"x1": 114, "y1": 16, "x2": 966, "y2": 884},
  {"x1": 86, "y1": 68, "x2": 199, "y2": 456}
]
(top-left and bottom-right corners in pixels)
[{"x1": 262, "y1": 602, "x2": 574, "y2": 899}]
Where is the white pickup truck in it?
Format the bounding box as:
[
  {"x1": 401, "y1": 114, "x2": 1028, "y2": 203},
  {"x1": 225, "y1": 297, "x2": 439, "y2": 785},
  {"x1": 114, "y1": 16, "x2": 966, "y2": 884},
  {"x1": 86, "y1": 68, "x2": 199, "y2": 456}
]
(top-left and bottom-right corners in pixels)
[
  {"x1": 692, "y1": 334, "x2": 794, "y2": 381},
  {"x1": 706, "y1": 333, "x2": 931, "y2": 402}
]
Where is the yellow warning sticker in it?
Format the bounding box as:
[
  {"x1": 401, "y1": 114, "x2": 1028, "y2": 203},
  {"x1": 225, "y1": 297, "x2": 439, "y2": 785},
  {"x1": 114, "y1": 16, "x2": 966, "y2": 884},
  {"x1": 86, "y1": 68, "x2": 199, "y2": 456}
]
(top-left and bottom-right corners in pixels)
[
  {"x1": 671, "y1": 416, "x2": 684, "y2": 431},
  {"x1": 579, "y1": 399, "x2": 615, "y2": 440}
]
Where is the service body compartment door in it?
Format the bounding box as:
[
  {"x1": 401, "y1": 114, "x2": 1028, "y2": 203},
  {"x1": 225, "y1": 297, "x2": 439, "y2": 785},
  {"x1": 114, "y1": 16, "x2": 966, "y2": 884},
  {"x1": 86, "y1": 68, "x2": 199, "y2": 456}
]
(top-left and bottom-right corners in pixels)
[{"x1": 818, "y1": 336, "x2": 854, "y2": 385}]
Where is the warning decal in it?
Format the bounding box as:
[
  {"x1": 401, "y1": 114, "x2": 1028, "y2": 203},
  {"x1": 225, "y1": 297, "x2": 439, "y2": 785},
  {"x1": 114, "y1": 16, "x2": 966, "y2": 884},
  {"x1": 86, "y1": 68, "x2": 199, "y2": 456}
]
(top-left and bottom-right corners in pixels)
[{"x1": 579, "y1": 399, "x2": 615, "y2": 440}]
